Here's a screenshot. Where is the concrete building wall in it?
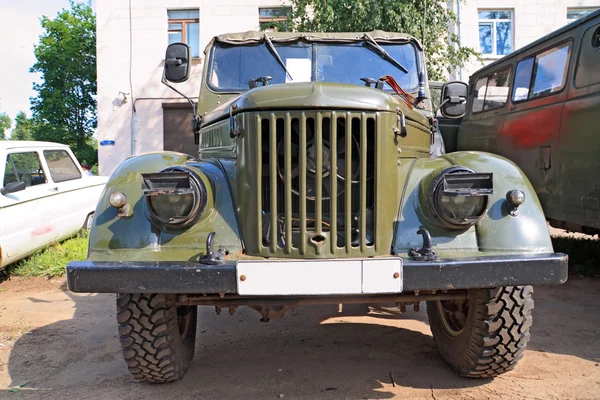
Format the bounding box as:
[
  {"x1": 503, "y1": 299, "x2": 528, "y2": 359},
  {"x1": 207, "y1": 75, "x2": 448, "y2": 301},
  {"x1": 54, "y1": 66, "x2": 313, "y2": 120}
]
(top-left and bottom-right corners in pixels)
[
  {"x1": 97, "y1": 0, "x2": 290, "y2": 175},
  {"x1": 451, "y1": 0, "x2": 600, "y2": 82}
]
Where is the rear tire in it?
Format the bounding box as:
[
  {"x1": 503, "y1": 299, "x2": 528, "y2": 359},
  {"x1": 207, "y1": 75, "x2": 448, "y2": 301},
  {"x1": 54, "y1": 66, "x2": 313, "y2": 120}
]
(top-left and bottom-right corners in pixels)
[
  {"x1": 116, "y1": 293, "x2": 197, "y2": 383},
  {"x1": 427, "y1": 286, "x2": 533, "y2": 378}
]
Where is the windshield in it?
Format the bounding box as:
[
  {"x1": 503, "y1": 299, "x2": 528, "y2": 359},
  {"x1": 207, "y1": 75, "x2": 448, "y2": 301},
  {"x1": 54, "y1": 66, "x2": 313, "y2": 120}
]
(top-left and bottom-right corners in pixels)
[{"x1": 207, "y1": 41, "x2": 420, "y2": 93}]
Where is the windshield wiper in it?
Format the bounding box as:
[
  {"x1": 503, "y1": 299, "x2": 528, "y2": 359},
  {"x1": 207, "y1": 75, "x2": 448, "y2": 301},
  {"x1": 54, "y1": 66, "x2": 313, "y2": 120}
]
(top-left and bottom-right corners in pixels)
[
  {"x1": 363, "y1": 33, "x2": 408, "y2": 74},
  {"x1": 263, "y1": 34, "x2": 293, "y2": 81}
]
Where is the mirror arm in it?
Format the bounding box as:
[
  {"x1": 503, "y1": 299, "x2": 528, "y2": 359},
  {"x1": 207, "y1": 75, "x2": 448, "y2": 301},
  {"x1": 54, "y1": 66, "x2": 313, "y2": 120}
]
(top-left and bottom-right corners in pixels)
[
  {"x1": 433, "y1": 98, "x2": 450, "y2": 117},
  {"x1": 161, "y1": 70, "x2": 201, "y2": 141}
]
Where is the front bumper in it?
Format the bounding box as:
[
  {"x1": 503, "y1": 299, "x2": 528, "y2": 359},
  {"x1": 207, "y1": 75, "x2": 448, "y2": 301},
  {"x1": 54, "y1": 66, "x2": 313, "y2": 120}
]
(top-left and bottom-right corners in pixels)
[{"x1": 66, "y1": 253, "x2": 568, "y2": 294}]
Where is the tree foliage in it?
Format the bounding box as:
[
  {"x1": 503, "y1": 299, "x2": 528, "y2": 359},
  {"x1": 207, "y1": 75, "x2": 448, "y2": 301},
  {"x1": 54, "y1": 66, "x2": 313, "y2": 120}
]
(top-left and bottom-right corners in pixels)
[
  {"x1": 287, "y1": 0, "x2": 478, "y2": 80},
  {"x1": 0, "y1": 112, "x2": 10, "y2": 140},
  {"x1": 11, "y1": 112, "x2": 34, "y2": 141},
  {"x1": 30, "y1": 0, "x2": 97, "y2": 166}
]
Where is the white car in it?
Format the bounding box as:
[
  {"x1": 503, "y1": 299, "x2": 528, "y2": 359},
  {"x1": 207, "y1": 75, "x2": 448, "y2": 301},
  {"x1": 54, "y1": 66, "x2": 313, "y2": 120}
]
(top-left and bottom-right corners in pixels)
[{"x1": 0, "y1": 141, "x2": 108, "y2": 268}]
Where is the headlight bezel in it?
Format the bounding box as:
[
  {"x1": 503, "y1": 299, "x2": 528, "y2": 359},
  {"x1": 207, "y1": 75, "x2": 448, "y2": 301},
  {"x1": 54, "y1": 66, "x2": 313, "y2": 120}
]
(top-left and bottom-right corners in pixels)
[
  {"x1": 426, "y1": 166, "x2": 492, "y2": 230},
  {"x1": 141, "y1": 166, "x2": 208, "y2": 230}
]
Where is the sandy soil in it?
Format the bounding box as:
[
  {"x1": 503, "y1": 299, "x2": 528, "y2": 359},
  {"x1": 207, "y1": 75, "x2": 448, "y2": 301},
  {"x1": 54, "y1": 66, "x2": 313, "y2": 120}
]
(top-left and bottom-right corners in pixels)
[{"x1": 0, "y1": 276, "x2": 598, "y2": 400}]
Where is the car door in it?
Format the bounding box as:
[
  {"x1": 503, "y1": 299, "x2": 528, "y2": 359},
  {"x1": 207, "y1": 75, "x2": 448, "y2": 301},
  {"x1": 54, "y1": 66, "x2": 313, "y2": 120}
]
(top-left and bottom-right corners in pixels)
[
  {"x1": 41, "y1": 148, "x2": 94, "y2": 240},
  {"x1": 1, "y1": 150, "x2": 58, "y2": 260}
]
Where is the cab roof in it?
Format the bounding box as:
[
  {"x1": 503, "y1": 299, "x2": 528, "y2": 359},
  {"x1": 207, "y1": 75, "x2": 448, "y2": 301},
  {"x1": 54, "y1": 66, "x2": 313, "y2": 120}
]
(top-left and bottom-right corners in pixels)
[
  {"x1": 0, "y1": 140, "x2": 69, "y2": 151},
  {"x1": 205, "y1": 30, "x2": 422, "y2": 54}
]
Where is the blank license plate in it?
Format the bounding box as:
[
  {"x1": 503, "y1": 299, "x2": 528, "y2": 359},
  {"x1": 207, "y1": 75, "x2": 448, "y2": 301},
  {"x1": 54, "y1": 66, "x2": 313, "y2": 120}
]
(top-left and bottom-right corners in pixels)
[{"x1": 236, "y1": 258, "x2": 403, "y2": 296}]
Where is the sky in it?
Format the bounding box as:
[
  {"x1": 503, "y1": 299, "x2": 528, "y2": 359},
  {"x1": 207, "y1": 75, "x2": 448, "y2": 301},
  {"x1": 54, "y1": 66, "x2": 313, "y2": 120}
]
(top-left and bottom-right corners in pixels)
[{"x1": 0, "y1": 0, "x2": 94, "y2": 131}]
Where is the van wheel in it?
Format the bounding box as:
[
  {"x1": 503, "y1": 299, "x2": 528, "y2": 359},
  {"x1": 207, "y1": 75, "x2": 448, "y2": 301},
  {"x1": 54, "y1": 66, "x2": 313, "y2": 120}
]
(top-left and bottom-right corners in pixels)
[
  {"x1": 83, "y1": 212, "x2": 94, "y2": 232},
  {"x1": 116, "y1": 294, "x2": 197, "y2": 383},
  {"x1": 426, "y1": 286, "x2": 533, "y2": 378}
]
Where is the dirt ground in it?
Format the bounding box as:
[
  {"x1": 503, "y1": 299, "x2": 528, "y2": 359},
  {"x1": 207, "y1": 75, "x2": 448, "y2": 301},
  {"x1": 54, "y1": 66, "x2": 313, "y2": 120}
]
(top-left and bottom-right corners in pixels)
[{"x1": 0, "y1": 277, "x2": 598, "y2": 400}]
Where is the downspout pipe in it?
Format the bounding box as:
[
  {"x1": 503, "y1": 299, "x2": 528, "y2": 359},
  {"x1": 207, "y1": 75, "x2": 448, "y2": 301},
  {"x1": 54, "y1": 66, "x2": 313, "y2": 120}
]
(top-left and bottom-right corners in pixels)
[{"x1": 457, "y1": 0, "x2": 463, "y2": 81}]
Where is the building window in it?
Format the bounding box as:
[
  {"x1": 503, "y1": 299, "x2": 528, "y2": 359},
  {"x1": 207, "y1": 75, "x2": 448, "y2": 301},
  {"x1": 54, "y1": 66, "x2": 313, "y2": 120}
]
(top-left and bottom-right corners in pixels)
[
  {"x1": 259, "y1": 7, "x2": 291, "y2": 32},
  {"x1": 478, "y1": 10, "x2": 513, "y2": 57},
  {"x1": 567, "y1": 8, "x2": 596, "y2": 21},
  {"x1": 168, "y1": 10, "x2": 200, "y2": 58}
]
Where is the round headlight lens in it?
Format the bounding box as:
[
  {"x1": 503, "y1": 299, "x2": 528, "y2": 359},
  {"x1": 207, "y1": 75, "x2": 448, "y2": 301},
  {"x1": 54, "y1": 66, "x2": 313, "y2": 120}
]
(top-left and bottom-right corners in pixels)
[
  {"x1": 142, "y1": 167, "x2": 207, "y2": 229},
  {"x1": 147, "y1": 192, "x2": 196, "y2": 221},
  {"x1": 436, "y1": 193, "x2": 487, "y2": 224},
  {"x1": 428, "y1": 167, "x2": 490, "y2": 229}
]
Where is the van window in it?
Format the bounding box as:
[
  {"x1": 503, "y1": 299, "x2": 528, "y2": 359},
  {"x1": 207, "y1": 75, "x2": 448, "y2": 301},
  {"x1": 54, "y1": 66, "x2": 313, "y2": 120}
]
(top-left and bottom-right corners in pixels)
[
  {"x1": 471, "y1": 66, "x2": 511, "y2": 113},
  {"x1": 512, "y1": 42, "x2": 571, "y2": 102},
  {"x1": 43, "y1": 150, "x2": 82, "y2": 183},
  {"x1": 512, "y1": 58, "x2": 534, "y2": 101},
  {"x1": 531, "y1": 44, "x2": 570, "y2": 98},
  {"x1": 3, "y1": 152, "x2": 47, "y2": 188},
  {"x1": 483, "y1": 68, "x2": 511, "y2": 110},
  {"x1": 472, "y1": 76, "x2": 488, "y2": 113}
]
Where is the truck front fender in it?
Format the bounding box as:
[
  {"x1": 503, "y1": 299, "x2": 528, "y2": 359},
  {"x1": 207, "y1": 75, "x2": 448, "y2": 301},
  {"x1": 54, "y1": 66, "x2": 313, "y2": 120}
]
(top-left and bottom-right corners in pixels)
[
  {"x1": 393, "y1": 151, "x2": 553, "y2": 256},
  {"x1": 88, "y1": 152, "x2": 243, "y2": 262}
]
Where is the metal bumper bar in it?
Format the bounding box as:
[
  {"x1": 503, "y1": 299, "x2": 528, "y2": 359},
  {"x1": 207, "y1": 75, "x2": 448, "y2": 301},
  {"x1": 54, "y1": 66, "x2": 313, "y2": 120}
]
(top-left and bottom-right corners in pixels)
[{"x1": 66, "y1": 253, "x2": 568, "y2": 294}]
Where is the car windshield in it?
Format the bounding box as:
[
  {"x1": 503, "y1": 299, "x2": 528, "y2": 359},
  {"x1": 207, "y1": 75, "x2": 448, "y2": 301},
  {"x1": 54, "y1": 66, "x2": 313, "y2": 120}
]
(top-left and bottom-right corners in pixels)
[{"x1": 207, "y1": 41, "x2": 420, "y2": 93}]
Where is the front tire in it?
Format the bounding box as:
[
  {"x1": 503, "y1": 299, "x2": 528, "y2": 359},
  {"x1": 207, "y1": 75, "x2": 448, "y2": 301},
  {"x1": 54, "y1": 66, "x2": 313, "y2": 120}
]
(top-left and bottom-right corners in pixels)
[
  {"x1": 427, "y1": 286, "x2": 533, "y2": 378},
  {"x1": 116, "y1": 294, "x2": 197, "y2": 383}
]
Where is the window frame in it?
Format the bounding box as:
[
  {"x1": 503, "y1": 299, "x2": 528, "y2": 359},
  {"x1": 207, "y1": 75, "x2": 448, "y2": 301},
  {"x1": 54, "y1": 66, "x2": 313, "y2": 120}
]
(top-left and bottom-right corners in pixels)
[
  {"x1": 259, "y1": 6, "x2": 291, "y2": 32},
  {"x1": 42, "y1": 149, "x2": 82, "y2": 183},
  {"x1": 510, "y1": 39, "x2": 573, "y2": 105},
  {"x1": 471, "y1": 65, "x2": 513, "y2": 114},
  {"x1": 167, "y1": 9, "x2": 200, "y2": 58},
  {"x1": 3, "y1": 151, "x2": 48, "y2": 188},
  {"x1": 478, "y1": 10, "x2": 514, "y2": 57}
]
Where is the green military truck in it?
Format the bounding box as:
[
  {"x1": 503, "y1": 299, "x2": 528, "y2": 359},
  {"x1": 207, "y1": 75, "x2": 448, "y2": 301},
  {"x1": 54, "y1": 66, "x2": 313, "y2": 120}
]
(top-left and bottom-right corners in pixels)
[{"x1": 67, "y1": 31, "x2": 567, "y2": 383}]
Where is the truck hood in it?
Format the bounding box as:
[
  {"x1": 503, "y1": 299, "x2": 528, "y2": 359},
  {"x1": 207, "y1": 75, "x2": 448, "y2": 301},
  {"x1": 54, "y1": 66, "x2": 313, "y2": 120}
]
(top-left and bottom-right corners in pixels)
[{"x1": 201, "y1": 82, "x2": 429, "y2": 128}]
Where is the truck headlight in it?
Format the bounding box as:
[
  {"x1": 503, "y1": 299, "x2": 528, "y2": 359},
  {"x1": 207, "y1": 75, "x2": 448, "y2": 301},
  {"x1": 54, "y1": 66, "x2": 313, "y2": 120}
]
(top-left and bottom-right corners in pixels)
[
  {"x1": 141, "y1": 167, "x2": 207, "y2": 229},
  {"x1": 428, "y1": 167, "x2": 493, "y2": 229}
]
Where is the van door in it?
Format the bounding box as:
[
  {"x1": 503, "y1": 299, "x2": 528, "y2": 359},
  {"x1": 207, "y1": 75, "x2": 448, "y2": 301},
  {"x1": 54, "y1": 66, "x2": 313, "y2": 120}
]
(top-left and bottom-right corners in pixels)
[
  {"x1": 556, "y1": 20, "x2": 600, "y2": 231},
  {"x1": 500, "y1": 41, "x2": 572, "y2": 210},
  {"x1": 1, "y1": 151, "x2": 57, "y2": 259}
]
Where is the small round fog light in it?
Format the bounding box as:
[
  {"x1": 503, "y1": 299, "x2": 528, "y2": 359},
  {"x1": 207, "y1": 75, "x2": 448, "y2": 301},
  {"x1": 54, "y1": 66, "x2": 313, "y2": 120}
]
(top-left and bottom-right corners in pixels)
[{"x1": 109, "y1": 191, "x2": 128, "y2": 208}]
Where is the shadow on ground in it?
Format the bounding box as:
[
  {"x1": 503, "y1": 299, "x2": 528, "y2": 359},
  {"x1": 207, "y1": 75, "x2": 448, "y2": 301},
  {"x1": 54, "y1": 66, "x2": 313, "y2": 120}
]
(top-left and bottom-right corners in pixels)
[{"x1": 4, "y1": 276, "x2": 600, "y2": 399}]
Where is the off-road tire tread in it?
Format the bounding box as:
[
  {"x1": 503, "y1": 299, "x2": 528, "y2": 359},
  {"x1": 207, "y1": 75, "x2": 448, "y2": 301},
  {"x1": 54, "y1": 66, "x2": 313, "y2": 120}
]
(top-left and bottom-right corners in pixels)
[
  {"x1": 116, "y1": 293, "x2": 196, "y2": 383},
  {"x1": 427, "y1": 286, "x2": 533, "y2": 378}
]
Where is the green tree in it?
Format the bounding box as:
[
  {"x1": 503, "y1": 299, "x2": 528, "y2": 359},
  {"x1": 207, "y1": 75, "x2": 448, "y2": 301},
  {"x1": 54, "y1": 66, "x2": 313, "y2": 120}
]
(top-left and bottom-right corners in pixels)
[
  {"x1": 30, "y1": 0, "x2": 97, "y2": 166},
  {"x1": 11, "y1": 112, "x2": 34, "y2": 141},
  {"x1": 0, "y1": 112, "x2": 11, "y2": 140},
  {"x1": 287, "y1": 0, "x2": 478, "y2": 80}
]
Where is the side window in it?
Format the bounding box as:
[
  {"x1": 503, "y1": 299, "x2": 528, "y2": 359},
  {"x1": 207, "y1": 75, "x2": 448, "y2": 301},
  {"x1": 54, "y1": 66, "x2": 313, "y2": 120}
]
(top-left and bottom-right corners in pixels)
[
  {"x1": 472, "y1": 66, "x2": 511, "y2": 113},
  {"x1": 483, "y1": 67, "x2": 511, "y2": 110},
  {"x1": 43, "y1": 150, "x2": 82, "y2": 183},
  {"x1": 531, "y1": 44, "x2": 571, "y2": 98},
  {"x1": 575, "y1": 24, "x2": 600, "y2": 88},
  {"x1": 512, "y1": 58, "x2": 534, "y2": 101},
  {"x1": 3, "y1": 152, "x2": 47, "y2": 187},
  {"x1": 512, "y1": 42, "x2": 571, "y2": 102},
  {"x1": 472, "y1": 76, "x2": 488, "y2": 113}
]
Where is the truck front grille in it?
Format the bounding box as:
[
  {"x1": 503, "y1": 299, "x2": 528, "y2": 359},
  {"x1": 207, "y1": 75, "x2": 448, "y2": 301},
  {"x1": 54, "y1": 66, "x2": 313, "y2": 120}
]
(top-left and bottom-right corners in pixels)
[{"x1": 251, "y1": 111, "x2": 379, "y2": 257}]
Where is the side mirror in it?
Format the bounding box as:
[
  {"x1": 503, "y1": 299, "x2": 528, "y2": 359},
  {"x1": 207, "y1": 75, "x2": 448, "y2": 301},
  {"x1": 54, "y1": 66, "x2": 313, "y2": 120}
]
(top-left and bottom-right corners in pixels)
[
  {"x1": 1, "y1": 181, "x2": 26, "y2": 195},
  {"x1": 440, "y1": 81, "x2": 468, "y2": 118},
  {"x1": 164, "y1": 43, "x2": 191, "y2": 83}
]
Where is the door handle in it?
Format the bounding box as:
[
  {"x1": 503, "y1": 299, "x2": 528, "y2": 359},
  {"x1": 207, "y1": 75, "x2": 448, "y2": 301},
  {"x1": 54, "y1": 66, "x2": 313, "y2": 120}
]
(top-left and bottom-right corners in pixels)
[{"x1": 49, "y1": 187, "x2": 59, "y2": 192}]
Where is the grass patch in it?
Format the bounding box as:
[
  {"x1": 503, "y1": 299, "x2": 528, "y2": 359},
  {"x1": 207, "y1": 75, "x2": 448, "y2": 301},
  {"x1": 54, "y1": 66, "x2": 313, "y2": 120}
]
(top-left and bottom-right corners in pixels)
[
  {"x1": 6, "y1": 232, "x2": 89, "y2": 278},
  {"x1": 552, "y1": 236, "x2": 600, "y2": 277}
]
